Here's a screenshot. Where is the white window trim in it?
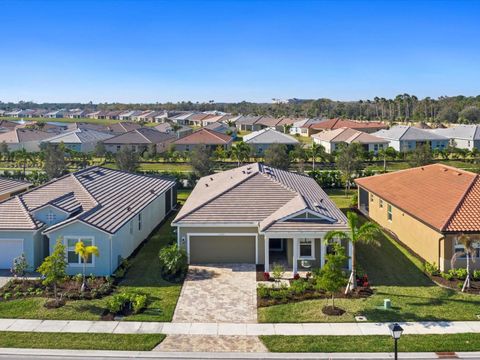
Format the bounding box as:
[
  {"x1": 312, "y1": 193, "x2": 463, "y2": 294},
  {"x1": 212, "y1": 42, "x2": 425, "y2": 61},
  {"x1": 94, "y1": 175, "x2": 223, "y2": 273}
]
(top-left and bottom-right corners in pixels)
[
  {"x1": 64, "y1": 235, "x2": 96, "y2": 268},
  {"x1": 297, "y1": 238, "x2": 315, "y2": 260}
]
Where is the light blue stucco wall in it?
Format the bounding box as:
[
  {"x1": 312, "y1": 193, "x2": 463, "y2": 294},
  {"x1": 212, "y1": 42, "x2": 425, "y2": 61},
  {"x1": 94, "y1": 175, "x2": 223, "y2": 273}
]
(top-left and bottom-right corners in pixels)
[{"x1": 397, "y1": 139, "x2": 449, "y2": 152}]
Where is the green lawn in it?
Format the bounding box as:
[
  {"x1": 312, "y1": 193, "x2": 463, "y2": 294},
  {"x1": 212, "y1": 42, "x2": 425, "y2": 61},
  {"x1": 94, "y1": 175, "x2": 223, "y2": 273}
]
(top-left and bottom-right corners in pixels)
[
  {"x1": 0, "y1": 212, "x2": 182, "y2": 321},
  {"x1": 258, "y1": 190, "x2": 480, "y2": 323},
  {"x1": 0, "y1": 332, "x2": 164, "y2": 351},
  {"x1": 324, "y1": 188, "x2": 356, "y2": 210},
  {"x1": 261, "y1": 333, "x2": 480, "y2": 353}
]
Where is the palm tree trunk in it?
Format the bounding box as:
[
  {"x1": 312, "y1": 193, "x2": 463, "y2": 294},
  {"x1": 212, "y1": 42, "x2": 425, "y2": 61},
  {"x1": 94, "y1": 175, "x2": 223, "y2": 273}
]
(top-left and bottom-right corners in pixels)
[
  {"x1": 81, "y1": 261, "x2": 87, "y2": 292},
  {"x1": 351, "y1": 245, "x2": 357, "y2": 289}
]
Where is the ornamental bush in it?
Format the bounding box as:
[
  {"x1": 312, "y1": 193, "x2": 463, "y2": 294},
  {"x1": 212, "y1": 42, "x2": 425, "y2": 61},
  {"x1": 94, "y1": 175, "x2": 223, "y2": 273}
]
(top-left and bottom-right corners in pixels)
[{"x1": 158, "y1": 243, "x2": 188, "y2": 281}]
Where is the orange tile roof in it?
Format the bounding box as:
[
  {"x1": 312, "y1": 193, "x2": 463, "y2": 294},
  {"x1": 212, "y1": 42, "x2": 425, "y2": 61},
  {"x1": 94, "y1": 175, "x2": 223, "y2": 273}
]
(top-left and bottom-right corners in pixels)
[
  {"x1": 355, "y1": 164, "x2": 480, "y2": 232},
  {"x1": 172, "y1": 128, "x2": 232, "y2": 145},
  {"x1": 311, "y1": 118, "x2": 388, "y2": 131}
]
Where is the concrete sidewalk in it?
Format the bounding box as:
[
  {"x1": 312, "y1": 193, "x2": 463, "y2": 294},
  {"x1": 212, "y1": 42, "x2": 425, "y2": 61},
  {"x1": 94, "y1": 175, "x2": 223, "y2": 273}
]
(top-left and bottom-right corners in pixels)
[{"x1": 1, "y1": 318, "x2": 480, "y2": 335}]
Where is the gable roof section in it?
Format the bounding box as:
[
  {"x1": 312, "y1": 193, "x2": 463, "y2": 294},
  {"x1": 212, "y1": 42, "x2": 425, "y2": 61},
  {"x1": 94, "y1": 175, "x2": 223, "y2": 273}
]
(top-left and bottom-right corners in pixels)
[
  {"x1": 0, "y1": 177, "x2": 32, "y2": 197},
  {"x1": 311, "y1": 118, "x2": 387, "y2": 131},
  {"x1": 312, "y1": 127, "x2": 388, "y2": 144},
  {"x1": 243, "y1": 128, "x2": 299, "y2": 145},
  {"x1": 44, "y1": 128, "x2": 114, "y2": 144},
  {"x1": 0, "y1": 129, "x2": 52, "y2": 143},
  {"x1": 172, "y1": 128, "x2": 232, "y2": 145},
  {"x1": 355, "y1": 164, "x2": 480, "y2": 232},
  {"x1": 430, "y1": 125, "x2": 480, "y2": 141},
  {"x1": 373, "y1": 125, "x2": 448, "y2": 141},
  {"x1": 0, "y1": 196, "x2": 41, "y2": 230},
  {"x1": 107, "y1": 122, "x2": 142, "y2": 134},
  {"x1": 173, "y1": 163, "x2": 347, "y2": 231},
  {"x1": 103, "y1": 127, "x2": 175, "y2": 145}
]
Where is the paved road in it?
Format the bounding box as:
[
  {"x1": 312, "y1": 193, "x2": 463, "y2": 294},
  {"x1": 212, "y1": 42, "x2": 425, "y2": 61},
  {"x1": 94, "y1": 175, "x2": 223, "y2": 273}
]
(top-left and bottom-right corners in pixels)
[{"x1": 1, "y1": 349, "x2": 480, "y2": 360}]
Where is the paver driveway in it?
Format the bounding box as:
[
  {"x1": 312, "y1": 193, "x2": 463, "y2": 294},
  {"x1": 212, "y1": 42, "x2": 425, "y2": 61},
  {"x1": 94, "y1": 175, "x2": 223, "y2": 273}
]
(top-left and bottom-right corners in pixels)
[{"x1": 173, "y1": 264, "x2": 257, "y2": 323}]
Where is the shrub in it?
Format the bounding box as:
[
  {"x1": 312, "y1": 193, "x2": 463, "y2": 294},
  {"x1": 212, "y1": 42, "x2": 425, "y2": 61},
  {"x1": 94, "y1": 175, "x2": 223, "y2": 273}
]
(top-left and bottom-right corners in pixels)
[
  {"x1": 293, "y1": 273, "x2": 300, "y2": 280},
  {"x1": 441, "y1": 271, "x2": 454, "y2": 281},
  {"x1": 271, "y1": 263, "x2": 285, "y2": 281},
  {"x1": 290, "y1": 279, "x2": 309, "y2": 295},
  {"x1": 106, "y1": 292, "x2": 148, "y2": 315},
  {"x1": 454, "y1": 268, "x2": 468, "y2": 280},
  {"x1": 257, "y1": 284, "x2": 270, "y2": 298},
  {"x1": 158, "y1": 243, "x2": 188, "y2": 281},
  {"x1": 263, "y1": 272, "x2": 270, "y2": 281},
  {"x1": 11, "y1": 253, "x2": 29, "y2": 279},
  {"x1": 424, "y1": 262, "x2": 440, "y2": 276},
  {"x1": 473, "y1": 270, "x2": 480, "y2": 281}
]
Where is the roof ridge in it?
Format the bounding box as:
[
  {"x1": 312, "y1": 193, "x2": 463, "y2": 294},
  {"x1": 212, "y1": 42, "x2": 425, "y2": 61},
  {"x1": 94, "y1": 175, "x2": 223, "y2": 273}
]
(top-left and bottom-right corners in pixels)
[
  {"x1": 173, "y1": 165, "x2": 260, "y2": 223},
  {"x1": 15, "y1": 195, "x2": 38, "y2": 229},
  {"x1": 71, "y1": 171, "x2": 100, "y2": 206},
  {"x1": 136, "y1": 128, "x2": 153, "y2": 143},
  {"x1": 204, "y1": 128, "x2": 230, "y2": 141},
  {"x1": 442, "y1": 174, "x2": 479, "y2": 231}
]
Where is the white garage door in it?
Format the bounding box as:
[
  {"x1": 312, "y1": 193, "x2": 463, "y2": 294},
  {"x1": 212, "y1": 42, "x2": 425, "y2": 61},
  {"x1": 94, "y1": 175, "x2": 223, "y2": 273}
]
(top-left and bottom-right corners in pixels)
[{"x1": 0, "y1": 239, "x2": 23, "y2": 269}]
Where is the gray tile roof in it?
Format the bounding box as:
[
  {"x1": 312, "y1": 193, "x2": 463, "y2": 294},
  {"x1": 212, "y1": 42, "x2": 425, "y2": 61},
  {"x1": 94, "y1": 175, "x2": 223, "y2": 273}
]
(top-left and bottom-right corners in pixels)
[
  {"x1": 243, "y1": 128, "x2": 299, "y2": 145},
  {"x1": 0, "y1": 167, "x2": 176, "y2": 233},
  {"x1": 373, "y1": 125, "x2": 449, "y2": 141},
  {"x1": 43, "y1": 128, "x2": 114, "y2": 144},
  {"x1": 103, "y1": 127, "x2": 176, "y2": 145},
  {"x1": 429, "y1": 125, "x2": 480, "y2": 141},
  {"x1": 0, "y1": 177, "x2": 32, "y2": 197},
  {"x1": 173, "y1": 163, "x2": 347, "y2": 232}
]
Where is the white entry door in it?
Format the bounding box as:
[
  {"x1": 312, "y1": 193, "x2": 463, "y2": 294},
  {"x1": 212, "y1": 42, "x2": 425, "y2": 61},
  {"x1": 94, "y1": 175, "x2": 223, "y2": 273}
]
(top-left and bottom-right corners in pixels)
[{"x1": 0, "y1": 239, "x2": 24, "y2": 269}]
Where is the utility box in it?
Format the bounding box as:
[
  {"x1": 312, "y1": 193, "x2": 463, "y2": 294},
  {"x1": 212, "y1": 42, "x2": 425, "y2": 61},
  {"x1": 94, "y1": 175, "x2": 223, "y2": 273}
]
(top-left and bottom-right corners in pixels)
[{"x1": 384, "y1": 299, "x2": 391, "y2": 309}]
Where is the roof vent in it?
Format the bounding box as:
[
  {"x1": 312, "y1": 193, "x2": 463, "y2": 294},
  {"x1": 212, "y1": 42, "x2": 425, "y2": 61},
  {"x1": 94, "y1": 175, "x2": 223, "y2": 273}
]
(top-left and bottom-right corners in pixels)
[
  {"x1": 210, "y1": 177, "x2": 214, "y2": 181},
  {"x1": 150, "y1": 189, "x2": 155, "y2": 194},
  {"x1": 126, "y1": 206, "x2": 131, "y2": 211},
  {"x1": 205, "y1": 183, "x2": 209, "y2": 187}
]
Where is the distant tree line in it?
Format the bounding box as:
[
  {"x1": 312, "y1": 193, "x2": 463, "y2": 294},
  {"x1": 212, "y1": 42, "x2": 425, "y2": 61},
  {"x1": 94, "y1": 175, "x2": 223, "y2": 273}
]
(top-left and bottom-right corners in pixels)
[{"x1": 2, "y1": 94, "x2": 480, "y2": 123}]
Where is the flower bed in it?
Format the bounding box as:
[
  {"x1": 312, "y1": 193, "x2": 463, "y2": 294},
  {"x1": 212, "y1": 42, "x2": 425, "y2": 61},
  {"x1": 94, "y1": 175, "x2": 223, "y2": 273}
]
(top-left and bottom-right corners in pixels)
[
  {"x1": 424, "y1": 262, "x2": 480, "y2": 294},
  {"x1": 257, "y1": 278, "x2": 373, "y2": 307},
  {"x1": 0, "y1": 276, "x2": 114, "y2": 301}
]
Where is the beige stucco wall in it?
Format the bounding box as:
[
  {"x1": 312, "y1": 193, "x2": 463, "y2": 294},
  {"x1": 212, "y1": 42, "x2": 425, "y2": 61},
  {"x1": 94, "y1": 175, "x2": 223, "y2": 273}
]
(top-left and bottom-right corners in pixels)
[{"x1": 361, "y1": 188, "x2": 446, "y2": 270}]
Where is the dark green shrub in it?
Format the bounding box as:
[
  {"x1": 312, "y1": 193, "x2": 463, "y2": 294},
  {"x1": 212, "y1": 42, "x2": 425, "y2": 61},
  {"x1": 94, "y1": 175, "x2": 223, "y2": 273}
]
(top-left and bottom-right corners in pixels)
[{"x1": 158, "y1": 243, "x2": 188, "y2": 281}]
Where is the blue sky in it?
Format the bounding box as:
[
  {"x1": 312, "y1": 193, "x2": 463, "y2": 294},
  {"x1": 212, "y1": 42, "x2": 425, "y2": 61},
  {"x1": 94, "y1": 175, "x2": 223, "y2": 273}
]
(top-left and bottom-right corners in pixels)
[{"x1": 1, "y1": 0, "x2": 479, "y2": 103}]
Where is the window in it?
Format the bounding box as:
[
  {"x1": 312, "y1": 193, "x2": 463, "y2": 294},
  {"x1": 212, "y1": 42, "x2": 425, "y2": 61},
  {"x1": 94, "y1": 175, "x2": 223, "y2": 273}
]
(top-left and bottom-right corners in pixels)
[
  {"x1": 387, "y1": 204, "x2": 393, "y2": 221},
  {"x1": 138, "y1": 213, "x2": 142, "y2": 231},
  {"x1": 379, "y1": 199, "x2": 383, "y2": 208},
  {"x1": 298, "y1": 238, "x2": 315, "y2": 259},
  {"x1": 46, "y1": 211, "x2": 56, "y2": 225},
  {"x1": 66, "y1": 237, "x2": 94, "y2": 265},
  {"x1": 116, "y1": 145, "x2": 121, "y2": 151},
  {"x1": 455, "y1": 241, "x2": 480, "y2": 258},
  {"x1": 374, "y1": 144, "x2": 379, "y2": 151},
  {"x1": 370, "y1": 193, "x2": 374, "y2": 202},
  {"x1": 326, "y1": 238, "x2": 341, "y2": 255}
]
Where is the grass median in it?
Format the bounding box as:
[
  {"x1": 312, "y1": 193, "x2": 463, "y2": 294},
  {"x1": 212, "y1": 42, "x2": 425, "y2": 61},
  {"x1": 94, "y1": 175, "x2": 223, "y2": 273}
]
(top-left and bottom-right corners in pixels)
[{"x1": 260, "y1": 333, "x2": 480, "y2": 352}]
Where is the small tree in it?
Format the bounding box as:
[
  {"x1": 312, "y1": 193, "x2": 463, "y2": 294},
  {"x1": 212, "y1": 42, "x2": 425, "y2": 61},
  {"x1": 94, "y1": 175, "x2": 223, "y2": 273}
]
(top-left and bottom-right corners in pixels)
[
  {"x1": 43, "y1": 143, "x2": 66, "y2": 180},
  {"x1": 74, "y1": 241, "x2": 100, "y2": 292},
  {"x1": 310, "y1": 142, "x2": 326, "y2": 170},
  {"x1": 315, "y1": 243, "x2": 347, "y2": 310},
  {"x1": 409, "y1": 144, "x2": 433, "y2": 167},
  {"x1": 231, "y1": 141, "x2": 252, "y2": 166},
  {"x1": 264, "y1": 143, "x2": 290, "y2": 170},
  {"x1": 37, "y1": 239, "x2": 67, "y2": 306},
  {"x1": 94, "y1": 141, "x2": 106, "y2": 159},
  {"x1": 451, "y1": 234, "x2": 479, "y2": 292},
  {"x1": 158, "y1": 243, "x2": 188, "y2": 281},
  {"x1": 190, "y1": 145, "x2": 214, "y2": 177},
  {"x1": 0, "y1": 141, "x2": 9, "y2": 161},
  {"x1": 11, "y1": 253, "x2": 29, "y2": 281},
  {"x1": 336, "y1": 143, "x2": 364, "y2": 195},
  {"x1": 115, "y1": 147, "x2": 139, "y2": 172}
]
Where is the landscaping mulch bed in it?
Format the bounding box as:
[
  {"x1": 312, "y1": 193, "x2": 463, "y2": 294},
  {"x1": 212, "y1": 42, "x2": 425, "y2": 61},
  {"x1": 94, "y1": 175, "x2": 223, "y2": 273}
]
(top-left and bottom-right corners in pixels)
[
  {"x1": 256, "y1": 264, "x2": 265, "y2": 281},
  {"x1": 0, "y1": 278, "x2": 114, "y2": 302},
  {"x1": 257, "y1": 285, "x2": 373, "y2": 307},
  {"x1": 322, "y1": 305, "x2": 346, "y2": 316},
  {"x1": 430, "y1": 275, "x2": 480, "y2": 294}
]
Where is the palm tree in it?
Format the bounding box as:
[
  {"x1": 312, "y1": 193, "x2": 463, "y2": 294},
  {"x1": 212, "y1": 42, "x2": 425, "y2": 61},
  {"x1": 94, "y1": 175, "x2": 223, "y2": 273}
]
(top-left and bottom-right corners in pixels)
[
  {"x1": 15, "y1": 148, "x2": 31, "y2": 178},
  {"x1": 74, "y1": 241, "x2": 100, "y2": 292},
  {"x1": 324, "y1": 211, "x2": 381, "y2": 293},
  {"x1": 309, "y1": 142, "x2": 326, "y2": 170},
  {"x1": 451, "y1": 234, "x2": 479, "y2": 292},
  {"x1": 231, "y1": 141, "x2": 251, "y2": 166}
]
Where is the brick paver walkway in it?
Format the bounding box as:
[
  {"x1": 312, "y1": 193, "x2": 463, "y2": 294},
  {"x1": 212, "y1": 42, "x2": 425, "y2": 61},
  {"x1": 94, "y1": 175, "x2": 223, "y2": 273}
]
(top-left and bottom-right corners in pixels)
[{"x1": 155, "y1": 335, "x2": 267, "y2": 352}]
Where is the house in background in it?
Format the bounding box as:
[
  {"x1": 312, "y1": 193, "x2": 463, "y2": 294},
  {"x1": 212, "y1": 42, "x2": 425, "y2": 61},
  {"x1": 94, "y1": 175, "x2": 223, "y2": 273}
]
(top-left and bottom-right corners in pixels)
[
  {"x1": 311, "y1": 127, "x2": 389, "y2": 154},
  {"x1": 103, "y1": 127, "x2": 176, "y2": 154},
  {"x1": 172, "y1": 163, "x2": 350, "y2": 274},
  {"x1": 289, "y1": 118, "x2": 322, "y2": 137},
  {"x1": 0, "y1": 177, "x2": 32, "y2": 201},
  {"x1": 235, "y1": 115, "x2": 263, "y2": 132},
  {"x1": 204, "y1": 122, "x2": 237, "y2": 138},
  {"x1": 172, "y1": 128, "x2": 233, "y2": 152},
  {"x1": 0, "y1": 128, "x2": 54, "y2": 152},
  {"x1": 429, "y1": 125, "x2": 480, "y2": 151},
  {"x1": 310, "y1": 118, "x2": 388, "y2": 134},
  {"x1": 373, "y1": 125, "x2": 449, "y2": 152},
  {"x1": 106, "y1": 122, "x2": 141, "y2": 135},
  {"x1": 356, "y1": 164, "x2": 480, "y2": 271},
  {"x1": 44, "y1": 110, "x2": 65, "y2": 119},
  {"x1": 42, "y1": 128, "x2": 114, "y2": 153},
  {"x1": 0, "y1": 167, "x2": 177, "y2": 273},
  {"x1": 154, "y1": 123, "x2": 193, "y2": 139},
  {"x1": 243, "y1": 128, "x2": 299, "y2": 155}
]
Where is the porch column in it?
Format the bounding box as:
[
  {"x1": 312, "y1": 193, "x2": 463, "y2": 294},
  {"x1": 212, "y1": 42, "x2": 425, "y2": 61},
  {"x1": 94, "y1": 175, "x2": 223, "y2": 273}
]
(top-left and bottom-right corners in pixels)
[
  {"x1": 320, "y1": 240, "x2": 326, "y2": 267},
  {"x1": 348, "y1": 241, "x2": 353, "y2": 271},
  {"x1": 293, "y1": 238, "x2": 298, "y2": 275},
  {"x1": 264, "y1": 236, "x2": 269, "y2": 272}
]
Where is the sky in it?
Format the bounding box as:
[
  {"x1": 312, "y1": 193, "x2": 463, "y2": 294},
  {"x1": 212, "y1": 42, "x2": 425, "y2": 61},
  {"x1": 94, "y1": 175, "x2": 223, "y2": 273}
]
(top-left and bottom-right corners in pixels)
[{"x1": 1, "y1": 0, "x2": 480, "y2": 103}]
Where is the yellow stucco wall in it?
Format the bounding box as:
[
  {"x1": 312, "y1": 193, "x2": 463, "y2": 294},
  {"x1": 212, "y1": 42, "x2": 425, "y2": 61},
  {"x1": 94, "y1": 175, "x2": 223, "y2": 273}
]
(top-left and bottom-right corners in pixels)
[{"x1": 361, "y1": 188, "x2": 446, "y2": 270}]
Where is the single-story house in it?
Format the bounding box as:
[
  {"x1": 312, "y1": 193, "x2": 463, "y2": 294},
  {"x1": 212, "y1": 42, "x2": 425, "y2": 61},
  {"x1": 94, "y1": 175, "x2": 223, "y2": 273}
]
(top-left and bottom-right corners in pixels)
[
  {"x1": 355, "y1": 164, "x2": 480, "y2": 271},
  {"x1": 243, "y1": 128, "x2": 299, "y2": 155},
  {"x1": 311, "y1": 127, "x2": 389, "y2": 154},
  {"x1": 42, "y1": 129, "x2": 115, "y2": 153},
  {"x1": 0, "y1": 167, "x2": 177, "y2": 273},
  {"x1": 105, "y1": 122, "x2": 141, "y2": 135},
  {"x1": 172, "y1": 128, "x2": 233, "y2": 152},
  {"x1": 118, "y1": 110, "x2": 143, "y2": 121},
  {"x1": 154, "y1": 123, "x2": 193, "y2": 139},
  {"x1": 235, "y1": 115, "x2": 263, "y2": 132},
  {"x1": 65, "y1": 110, "x2": 89, "y2": 119},
  {"x1": 245, "y1": 116, "x2": 280, "y2": 130},
  {"x1": 0, "y1": 177, "x2": 32, "y2": 201},
  {"x1": 310, "y1": 118, "x2": 388, "y2": 134},
  {"x1": 103, "y1": 127, "x2": 176, "y2": 154},
  {"x1": 289, "y1": 118, "x2": 323, "y2": 137},
  {"x1": 172, "y1": 163, "x2": 350, "y2": 274},
  {"x1": 0, "y1": 128, "x2": 54, "y2": 152},
  {"x1": 204, "y1": 122, "x2": 237, "y2": 138},
  {"x1": 169, "y1": 112, "x2": 196, "y2": 126},
  {"x1": 429, "y1": 125, "x2": 480, "y2": 151},
  {"x1": 44, "y1": 110, "x2": 65, "y2": 119},
  {"x1": 373, "y1": 125, "x2": 449, "y2": 152}
]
